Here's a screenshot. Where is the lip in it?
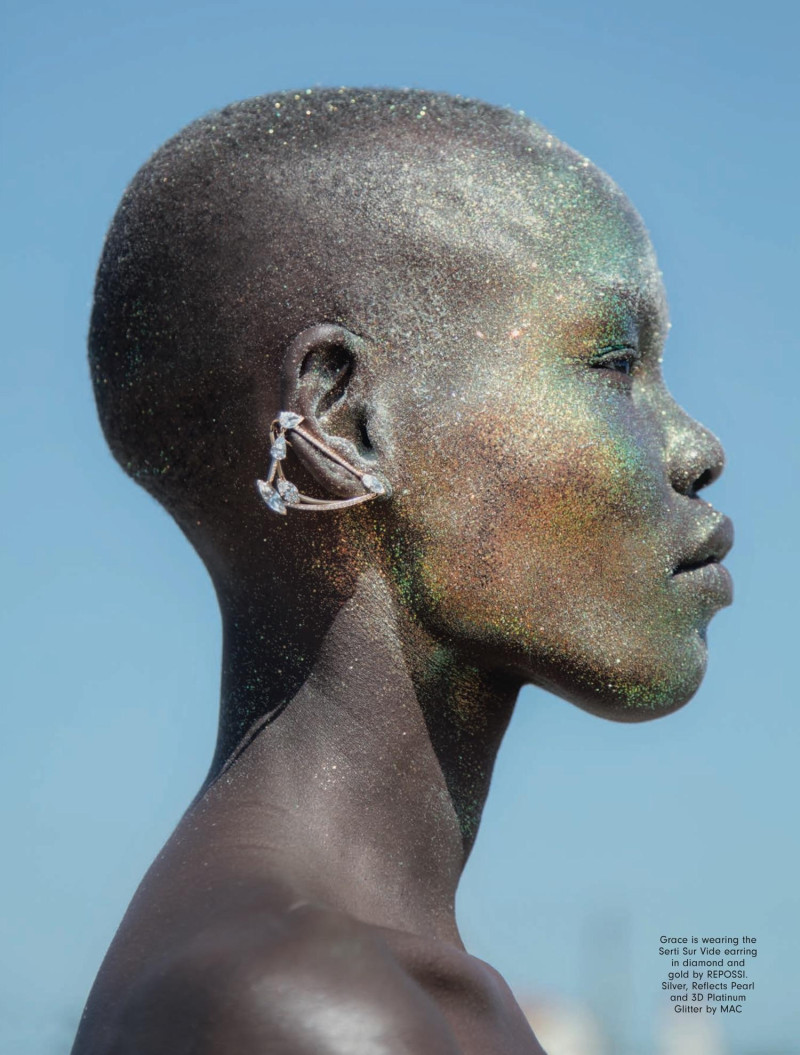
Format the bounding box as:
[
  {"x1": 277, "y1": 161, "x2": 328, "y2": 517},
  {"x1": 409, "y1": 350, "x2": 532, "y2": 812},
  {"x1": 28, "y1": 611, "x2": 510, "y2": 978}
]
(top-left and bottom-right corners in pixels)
[
  {"x1": 673, "y1": 559, "x2": 733, "y2": 607},
  {"x1": 672, "y1": 515, "x2": 734, "y2": 607},
  {"x1": 673, "y1": 515, "x2": 734, "y2": 573}
]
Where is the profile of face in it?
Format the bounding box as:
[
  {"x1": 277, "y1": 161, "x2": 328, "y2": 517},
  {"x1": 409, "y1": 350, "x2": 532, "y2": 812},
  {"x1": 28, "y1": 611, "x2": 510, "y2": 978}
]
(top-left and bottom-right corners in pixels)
[
  {"x1": 79, "y1": 96, "x2": 737, "y2": 1055},
  {"x1": 345, "y1": 148, "x2": 733, "y2": 720},
  {"x1": 93, "y1": 91, "x2": 732, "y2": 725}
]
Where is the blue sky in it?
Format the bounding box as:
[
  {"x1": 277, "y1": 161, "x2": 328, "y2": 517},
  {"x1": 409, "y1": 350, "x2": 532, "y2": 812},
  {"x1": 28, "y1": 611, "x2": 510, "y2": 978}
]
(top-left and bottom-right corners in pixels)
[{"x1": 2, "y1": 1, "x2": 797, "y2": 1052}]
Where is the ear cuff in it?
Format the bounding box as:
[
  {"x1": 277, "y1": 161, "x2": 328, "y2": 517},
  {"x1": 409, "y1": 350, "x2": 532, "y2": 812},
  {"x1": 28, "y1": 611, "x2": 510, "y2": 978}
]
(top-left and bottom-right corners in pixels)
[{"x1": 256, "y1": 411, "x2": 387, "y2": 516}]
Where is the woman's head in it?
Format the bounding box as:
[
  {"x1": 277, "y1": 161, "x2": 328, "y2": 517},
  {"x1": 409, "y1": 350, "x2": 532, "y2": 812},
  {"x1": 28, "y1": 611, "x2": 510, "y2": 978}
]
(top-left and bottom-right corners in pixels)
[{"x1": 90, "y1": 88, "x2": 732, "y2": 722}]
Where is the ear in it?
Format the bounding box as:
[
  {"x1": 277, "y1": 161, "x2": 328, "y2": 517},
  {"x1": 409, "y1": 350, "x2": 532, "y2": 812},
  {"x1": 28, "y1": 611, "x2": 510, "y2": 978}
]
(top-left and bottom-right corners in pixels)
[{"x1": 279, "y1": 324, "x2": 389, "y2": 500}]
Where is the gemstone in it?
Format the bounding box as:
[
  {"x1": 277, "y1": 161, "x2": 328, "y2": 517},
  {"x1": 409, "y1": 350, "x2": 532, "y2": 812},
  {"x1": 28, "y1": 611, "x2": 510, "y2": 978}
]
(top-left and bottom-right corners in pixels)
[
  {"x1": 276, "y1": 479, "x2": 300, "y2": 505},
  {"x1": 361, "y1": 474, "x2": 385, "y2": 495},
  {"x1": 256, "y1": 479, "x2": 287, "y2": 515},
  {"x1": 278, "y1": 411, "x2": 303, "y2": 430},
  {"x1": 270, "y1": 433, "x2": 287, "y2": 460}
]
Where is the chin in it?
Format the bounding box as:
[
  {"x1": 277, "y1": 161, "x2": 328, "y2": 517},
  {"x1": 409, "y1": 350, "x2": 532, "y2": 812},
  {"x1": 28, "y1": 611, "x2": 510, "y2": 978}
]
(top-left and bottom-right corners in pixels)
[{"x1": 532, "y1": 632, "x2": 710, "y2": 724}]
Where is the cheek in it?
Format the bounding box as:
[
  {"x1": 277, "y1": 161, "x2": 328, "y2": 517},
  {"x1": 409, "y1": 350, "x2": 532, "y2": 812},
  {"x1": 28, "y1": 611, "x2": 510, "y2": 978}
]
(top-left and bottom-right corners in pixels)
[
  {"x1": 408, "y1": 393, "x2": 668, "y2": 624},
  {"x1": 504, "y1": 414, "x2": 667, "y2": 585}
]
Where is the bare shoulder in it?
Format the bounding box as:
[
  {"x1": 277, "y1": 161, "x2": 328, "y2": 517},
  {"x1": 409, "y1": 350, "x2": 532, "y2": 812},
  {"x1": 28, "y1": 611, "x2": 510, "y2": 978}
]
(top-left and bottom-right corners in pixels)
[
  {"x1": 377, "y1": 926, "x2": 546, "y2": 1055},
  {"x1": 87, "y1": 902, "x2": 462, "y2": 1055}
]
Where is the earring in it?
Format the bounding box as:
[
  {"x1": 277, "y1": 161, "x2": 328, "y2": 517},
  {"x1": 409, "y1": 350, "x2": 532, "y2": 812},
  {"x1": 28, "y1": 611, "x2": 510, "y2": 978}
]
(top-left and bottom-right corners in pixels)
[{"x1": 256, "y1": 411, "x2": 388, "y2": 516}]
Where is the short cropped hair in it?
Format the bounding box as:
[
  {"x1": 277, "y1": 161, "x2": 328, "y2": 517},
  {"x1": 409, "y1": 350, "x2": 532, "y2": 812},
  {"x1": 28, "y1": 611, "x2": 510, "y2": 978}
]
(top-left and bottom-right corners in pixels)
[{"x1": 89, "y1": 88, "x2": 592, "y2": 527}]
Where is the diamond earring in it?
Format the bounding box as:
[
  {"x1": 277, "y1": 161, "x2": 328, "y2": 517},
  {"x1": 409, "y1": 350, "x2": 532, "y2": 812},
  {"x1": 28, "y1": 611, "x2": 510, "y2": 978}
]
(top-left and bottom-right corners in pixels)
[{"x1": 256, "y1": 411, "x2": 388, "y2": 516}]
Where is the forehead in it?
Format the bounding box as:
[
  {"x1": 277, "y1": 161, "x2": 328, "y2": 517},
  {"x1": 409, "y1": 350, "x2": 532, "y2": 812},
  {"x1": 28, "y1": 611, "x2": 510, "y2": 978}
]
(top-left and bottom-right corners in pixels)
[
  {"x1": 229, "y1": 115, "x2": 667, "y2": 345},
  {"x1": 465, "y1": 148, "x2": 664, "y2": 319},
  {"x1": 354, "y1": 129, "x2": 667, "y2": 334}
]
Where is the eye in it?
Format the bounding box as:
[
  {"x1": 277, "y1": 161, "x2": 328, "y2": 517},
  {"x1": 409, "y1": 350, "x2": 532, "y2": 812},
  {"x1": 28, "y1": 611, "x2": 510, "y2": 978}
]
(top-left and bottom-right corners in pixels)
[{"x1": 590, "y1": 345, "x2": 641, "y2": 376}]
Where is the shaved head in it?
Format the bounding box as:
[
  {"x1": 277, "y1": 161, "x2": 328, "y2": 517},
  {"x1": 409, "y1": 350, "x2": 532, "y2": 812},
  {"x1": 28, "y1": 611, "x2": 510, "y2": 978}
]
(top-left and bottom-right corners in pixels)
[
  {"x1": 90, "y1": 88, "x2": 655, "y2": 571},
  {"x1": 75, "y1": 88, "x2": 730, "y2": 1055}
]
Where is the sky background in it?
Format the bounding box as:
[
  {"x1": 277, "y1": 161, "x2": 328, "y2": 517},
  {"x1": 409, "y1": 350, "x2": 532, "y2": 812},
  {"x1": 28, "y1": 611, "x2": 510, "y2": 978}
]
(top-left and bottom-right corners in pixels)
[{"x1": 1, "y1": 1, "x2": 797, "y2": 1053}]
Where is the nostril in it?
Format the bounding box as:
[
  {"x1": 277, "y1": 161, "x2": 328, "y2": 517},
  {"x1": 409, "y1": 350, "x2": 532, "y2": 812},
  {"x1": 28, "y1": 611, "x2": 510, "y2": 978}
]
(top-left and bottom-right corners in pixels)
[
  {"x1": 671, "y1": 453, "x2": 723, "y2": 498},
  {"x1": 692, "y1": 467, "x2": 714, "y2": 494},
  {"x1": 666, "y1": 408, "x2": 726, "y2": 498}
]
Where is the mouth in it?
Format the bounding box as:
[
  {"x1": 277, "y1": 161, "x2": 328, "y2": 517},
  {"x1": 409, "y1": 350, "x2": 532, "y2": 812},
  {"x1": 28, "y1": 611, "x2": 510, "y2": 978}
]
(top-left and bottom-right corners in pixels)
[
  {"x1": 672, "y1": 515, "x2": 734, "y2": 576},
  {"x1": 671, "y1": 515, "x2": 734, "y2": 607},
  {"x1": 674, "y1": 554, "x2": 722, "y2": 574}
]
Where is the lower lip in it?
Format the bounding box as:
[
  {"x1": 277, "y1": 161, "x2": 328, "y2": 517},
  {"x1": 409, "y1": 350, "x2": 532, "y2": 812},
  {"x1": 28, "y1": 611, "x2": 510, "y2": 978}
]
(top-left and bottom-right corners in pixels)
[{"x1": 672, "y1": 562, "x2": 733, "y2": 607}]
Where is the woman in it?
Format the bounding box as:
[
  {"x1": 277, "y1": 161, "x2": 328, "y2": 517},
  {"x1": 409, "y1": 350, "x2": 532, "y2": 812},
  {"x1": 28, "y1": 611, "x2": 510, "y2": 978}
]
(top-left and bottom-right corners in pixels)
[{"x1": 73, "y1": 87, "x2": 732, "y2": 1054}]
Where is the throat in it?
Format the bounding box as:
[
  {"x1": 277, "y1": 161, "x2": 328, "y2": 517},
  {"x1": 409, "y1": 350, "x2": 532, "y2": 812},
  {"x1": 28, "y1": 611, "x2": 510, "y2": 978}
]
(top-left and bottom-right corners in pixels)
[{"x1": 203, "y1": 570, "x2": 519, "y2": 938}]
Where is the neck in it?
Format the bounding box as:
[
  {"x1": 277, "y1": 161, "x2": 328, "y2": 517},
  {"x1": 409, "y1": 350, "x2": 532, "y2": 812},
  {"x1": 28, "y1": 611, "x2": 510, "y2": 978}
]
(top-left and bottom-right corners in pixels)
[{"x1": 201, "y1": 569, "x2": 520, "y2": 943}]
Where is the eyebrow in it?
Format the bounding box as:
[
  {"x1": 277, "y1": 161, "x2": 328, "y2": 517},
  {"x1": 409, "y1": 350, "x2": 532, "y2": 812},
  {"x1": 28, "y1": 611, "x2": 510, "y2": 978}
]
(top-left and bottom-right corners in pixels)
[{"x1": 592, "y1": 282, "x2": 669, "y2": 332}]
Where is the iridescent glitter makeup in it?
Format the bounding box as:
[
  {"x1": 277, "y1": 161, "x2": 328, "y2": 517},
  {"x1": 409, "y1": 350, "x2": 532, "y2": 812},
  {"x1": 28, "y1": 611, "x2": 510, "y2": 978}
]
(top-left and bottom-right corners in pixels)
[
  {"x1": 79, "y1": 89, "x2": 733, "y2": 1055},
  {"x1": 91, "y1": 87, "x2": 731, "y2": 727}
]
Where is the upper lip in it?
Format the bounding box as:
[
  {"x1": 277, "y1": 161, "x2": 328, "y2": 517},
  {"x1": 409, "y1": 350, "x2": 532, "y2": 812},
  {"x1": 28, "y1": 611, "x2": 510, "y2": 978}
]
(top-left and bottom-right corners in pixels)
[{"x1": 673, "y1": 515, "x2": 734, "y2": 574}]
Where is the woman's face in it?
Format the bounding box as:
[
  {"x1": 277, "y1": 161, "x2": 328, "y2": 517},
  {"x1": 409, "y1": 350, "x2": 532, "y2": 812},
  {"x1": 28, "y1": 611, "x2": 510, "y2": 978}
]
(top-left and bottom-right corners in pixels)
[{"x1": 384, "y1": 190, "x2": 732, "y2": 719}]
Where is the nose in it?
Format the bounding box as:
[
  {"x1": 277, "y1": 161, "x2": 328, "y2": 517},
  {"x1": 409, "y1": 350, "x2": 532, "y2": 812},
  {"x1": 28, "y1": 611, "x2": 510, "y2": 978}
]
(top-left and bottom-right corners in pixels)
[{"x1": 665, "y1": 406, "x2": 726, "y2": 497}]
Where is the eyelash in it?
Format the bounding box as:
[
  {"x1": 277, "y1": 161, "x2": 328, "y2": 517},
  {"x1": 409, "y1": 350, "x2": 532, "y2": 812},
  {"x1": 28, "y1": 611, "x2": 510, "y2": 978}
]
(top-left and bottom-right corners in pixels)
[{"x1": 590, "y1": 346, "x2": 641, "y2": 377}]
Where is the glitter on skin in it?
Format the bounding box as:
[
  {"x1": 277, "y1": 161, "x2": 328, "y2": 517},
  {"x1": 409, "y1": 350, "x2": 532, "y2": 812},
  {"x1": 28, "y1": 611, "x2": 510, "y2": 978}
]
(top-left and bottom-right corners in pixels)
[
  {"x1": 79, "y1": 88, "x2": 733, "y2": 1055},
  {"x1": 90, "y1": 87, "x2": 731, "y2": 734}
]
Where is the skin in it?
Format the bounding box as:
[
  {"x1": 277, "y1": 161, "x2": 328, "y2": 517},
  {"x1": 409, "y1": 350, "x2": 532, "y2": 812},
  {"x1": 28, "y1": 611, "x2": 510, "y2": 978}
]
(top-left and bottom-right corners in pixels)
[{"x1": 73, "y1": 91, "x2": 732, "y2": 1055}]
